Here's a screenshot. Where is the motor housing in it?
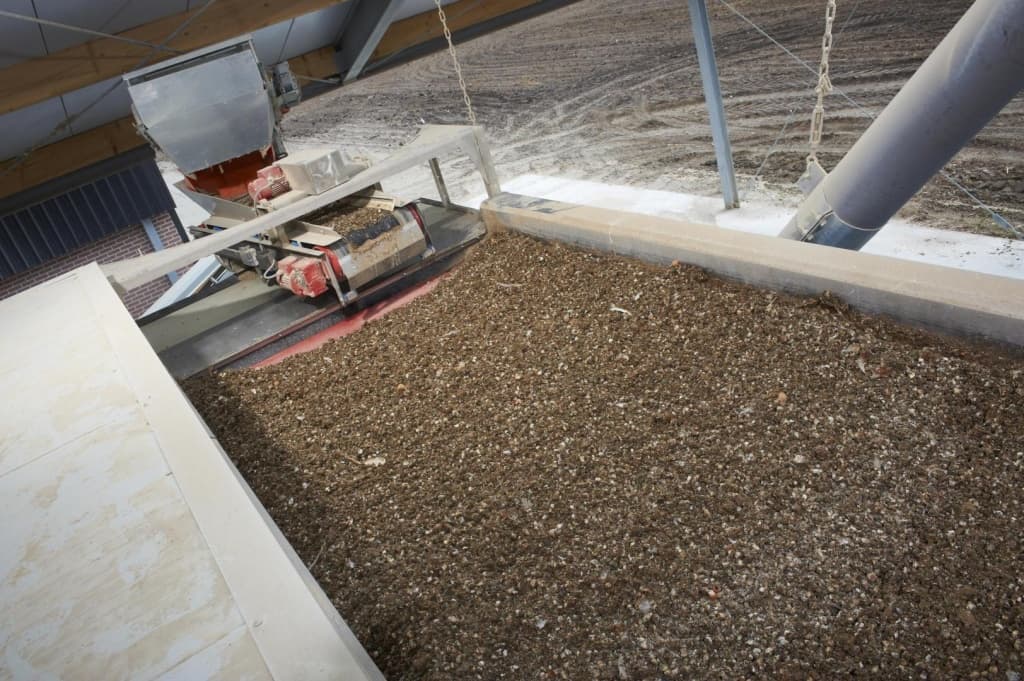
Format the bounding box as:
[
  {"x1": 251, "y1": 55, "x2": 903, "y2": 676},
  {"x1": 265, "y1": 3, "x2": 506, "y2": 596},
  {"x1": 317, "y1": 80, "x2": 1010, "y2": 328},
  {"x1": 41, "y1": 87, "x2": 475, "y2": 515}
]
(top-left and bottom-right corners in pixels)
[
  {"x1": 276, "y1": 255, "x2": 331, "y2": 298},
  {"x1": 274, "y1": 204, "x2": 429, "y2": 298}
]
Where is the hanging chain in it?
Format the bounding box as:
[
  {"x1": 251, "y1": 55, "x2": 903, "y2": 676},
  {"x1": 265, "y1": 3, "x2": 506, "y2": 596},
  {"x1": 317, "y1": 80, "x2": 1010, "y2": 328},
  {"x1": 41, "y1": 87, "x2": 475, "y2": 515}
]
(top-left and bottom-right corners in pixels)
[
  {"x1": 807, "y1": 0, "x2": 837, "y2": 165},
  {"x1": 433, "y1": 0, "x2": 477, "y2": 126}
]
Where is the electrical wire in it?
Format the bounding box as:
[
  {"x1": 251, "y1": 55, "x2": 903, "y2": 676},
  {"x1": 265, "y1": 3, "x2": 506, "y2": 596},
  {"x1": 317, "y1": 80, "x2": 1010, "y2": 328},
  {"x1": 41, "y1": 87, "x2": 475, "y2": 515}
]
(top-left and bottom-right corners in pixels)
[
  {"x1": 834, "y1": 0, "x2": 862, "y2": 42},
  {"x1": 275, "y1": 17, "x2": 296, "y2": 65},
  {"x1": 745, "y1": 107, "x2": 796, "y2": 199}
]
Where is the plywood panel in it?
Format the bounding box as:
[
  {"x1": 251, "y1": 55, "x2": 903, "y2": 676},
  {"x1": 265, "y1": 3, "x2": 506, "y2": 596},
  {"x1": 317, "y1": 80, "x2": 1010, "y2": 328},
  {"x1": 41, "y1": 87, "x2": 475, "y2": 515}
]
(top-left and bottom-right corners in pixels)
[{"x1": 288, "y1": 46, "x2": 340, "y2": 82}]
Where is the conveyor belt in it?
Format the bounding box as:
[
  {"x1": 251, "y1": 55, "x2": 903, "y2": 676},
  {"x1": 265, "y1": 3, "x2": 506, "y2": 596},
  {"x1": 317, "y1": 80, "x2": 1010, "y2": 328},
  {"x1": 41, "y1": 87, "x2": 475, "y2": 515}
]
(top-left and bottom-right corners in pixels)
[{"x1": 141, "y1": 201, "x2": 485, "y2": 379}]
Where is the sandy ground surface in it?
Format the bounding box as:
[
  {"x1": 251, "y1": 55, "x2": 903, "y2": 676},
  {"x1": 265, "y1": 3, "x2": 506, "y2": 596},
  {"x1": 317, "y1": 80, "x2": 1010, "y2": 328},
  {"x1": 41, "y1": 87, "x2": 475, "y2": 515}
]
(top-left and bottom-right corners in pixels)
[
  {"x1": 281, "y1": 0, "x2": 1024, "y2": 238},
  {"x1": 186, "y1": 232, "x2": 1024, "y2": 680}
]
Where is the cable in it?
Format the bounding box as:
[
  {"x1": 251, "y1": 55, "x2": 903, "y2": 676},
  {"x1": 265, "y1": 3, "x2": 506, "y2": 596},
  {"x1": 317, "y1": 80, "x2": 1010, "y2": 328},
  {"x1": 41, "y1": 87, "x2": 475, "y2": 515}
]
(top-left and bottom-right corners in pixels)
[
  {"x1": 745, "y1": 108, "x2": 796, "y2": 200},
  {"x1": 834, "y1": 0, "x2": 862, "y2": 43},
  {"x1": 714, "y1": 0, "x2": 1018, "y2": 236},
  {"x1": 0, "y1": 9, "x2": 181, "y2": 54},
  {"x1": 276, "y1": 17, "x2": 296, "y2": 65}
]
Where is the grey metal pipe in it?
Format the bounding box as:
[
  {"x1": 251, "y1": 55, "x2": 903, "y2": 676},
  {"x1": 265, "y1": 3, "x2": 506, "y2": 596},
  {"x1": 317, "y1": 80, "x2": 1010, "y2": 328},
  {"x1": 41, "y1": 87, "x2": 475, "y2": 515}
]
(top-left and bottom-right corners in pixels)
[
  {"x1": 689, "y1": 0, "x2": 740, "y2": 209},
  {"x1": 780, "y1": 0, "x2": 1024, "y2": 249}
]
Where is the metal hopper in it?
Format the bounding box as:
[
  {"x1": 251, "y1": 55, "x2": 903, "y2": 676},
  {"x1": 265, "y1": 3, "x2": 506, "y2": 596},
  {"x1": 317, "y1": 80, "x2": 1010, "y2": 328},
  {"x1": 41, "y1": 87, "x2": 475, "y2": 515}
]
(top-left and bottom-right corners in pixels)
[{"x1": 123, "y1": 37, "x2": 280, "y2": 175}]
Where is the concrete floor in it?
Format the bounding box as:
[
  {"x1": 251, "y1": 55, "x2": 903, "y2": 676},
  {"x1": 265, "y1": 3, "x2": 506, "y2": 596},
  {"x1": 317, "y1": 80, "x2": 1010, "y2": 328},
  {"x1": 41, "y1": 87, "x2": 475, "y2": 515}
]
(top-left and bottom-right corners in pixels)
[{"x1": 0, "y1": 264, "x2": 382, "y2": 681}]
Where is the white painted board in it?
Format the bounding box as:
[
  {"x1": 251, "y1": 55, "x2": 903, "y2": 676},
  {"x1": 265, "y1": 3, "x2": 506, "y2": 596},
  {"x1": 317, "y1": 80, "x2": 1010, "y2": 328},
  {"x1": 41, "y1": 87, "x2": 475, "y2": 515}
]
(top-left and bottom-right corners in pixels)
[{"x1": 0, "y1": 264, "x2": 382, "y2": 681}]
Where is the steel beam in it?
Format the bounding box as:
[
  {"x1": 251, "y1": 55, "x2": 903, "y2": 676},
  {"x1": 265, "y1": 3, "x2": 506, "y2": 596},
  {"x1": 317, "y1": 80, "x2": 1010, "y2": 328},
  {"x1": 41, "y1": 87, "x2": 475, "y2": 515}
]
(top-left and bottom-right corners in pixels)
[
  {"x1": 688, "y1": 0, "x2": 740, "y2": 210},
  {"x1": 338, "y1": 0, "x2": 404, "y2": 83},
  {"x1": 780, "y1": 0, "x2": 1024, "y2": 250}
]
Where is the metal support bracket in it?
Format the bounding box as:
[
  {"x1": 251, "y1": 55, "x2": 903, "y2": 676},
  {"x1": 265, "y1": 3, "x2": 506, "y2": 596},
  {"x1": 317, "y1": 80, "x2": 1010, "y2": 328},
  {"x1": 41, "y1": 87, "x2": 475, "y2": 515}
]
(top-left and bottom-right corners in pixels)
[
  {"x1": 429, "y1": 158, "x2": 452, "y2": 208},
  {"x1": 797, "y1": 159, "x2": 828, "y2": 196}
]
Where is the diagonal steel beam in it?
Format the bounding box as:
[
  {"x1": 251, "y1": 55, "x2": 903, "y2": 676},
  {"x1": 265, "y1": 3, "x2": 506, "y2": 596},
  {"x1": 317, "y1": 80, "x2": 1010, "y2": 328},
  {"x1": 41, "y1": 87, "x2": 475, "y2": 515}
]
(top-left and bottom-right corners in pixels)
[
  {"x1": 779, "y1": 0, "x2": 1024, "y2": 249},
  {"x1": 337, "y1": 0, "x2": 403, "y2": 83}
]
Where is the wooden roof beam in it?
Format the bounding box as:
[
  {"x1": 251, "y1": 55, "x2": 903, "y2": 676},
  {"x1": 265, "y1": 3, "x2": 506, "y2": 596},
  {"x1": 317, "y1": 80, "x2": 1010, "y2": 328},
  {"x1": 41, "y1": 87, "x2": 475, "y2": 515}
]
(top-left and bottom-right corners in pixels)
[{"x1": 371, "y1": 0, "x2": 542, "y2": 63}]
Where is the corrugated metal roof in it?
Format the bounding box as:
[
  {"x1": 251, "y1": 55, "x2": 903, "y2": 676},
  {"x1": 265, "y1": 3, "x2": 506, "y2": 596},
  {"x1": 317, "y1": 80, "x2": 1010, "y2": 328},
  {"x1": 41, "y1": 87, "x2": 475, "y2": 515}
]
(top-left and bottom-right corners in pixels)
[{"x1": 0, "y1": 147, "x2": 175, "y2": 279}]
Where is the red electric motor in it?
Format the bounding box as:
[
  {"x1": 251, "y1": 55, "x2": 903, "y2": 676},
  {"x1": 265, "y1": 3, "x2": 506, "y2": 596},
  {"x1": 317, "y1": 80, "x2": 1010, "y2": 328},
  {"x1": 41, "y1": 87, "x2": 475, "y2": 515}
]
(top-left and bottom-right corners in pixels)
[{"x1": 276, "y1": 255, "x2": 331, "y2": 298}]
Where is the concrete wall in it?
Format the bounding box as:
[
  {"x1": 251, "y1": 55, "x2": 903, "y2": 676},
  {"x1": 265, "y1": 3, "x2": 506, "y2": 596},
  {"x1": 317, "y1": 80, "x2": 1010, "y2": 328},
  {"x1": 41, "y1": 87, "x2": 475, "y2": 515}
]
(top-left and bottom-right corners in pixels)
[
  {"x1": 481, "y1": 193, "x2": 1024, "y2": 348},
  {"x1": 0, "y1": 211, "x2": 182, "y2": 318}
]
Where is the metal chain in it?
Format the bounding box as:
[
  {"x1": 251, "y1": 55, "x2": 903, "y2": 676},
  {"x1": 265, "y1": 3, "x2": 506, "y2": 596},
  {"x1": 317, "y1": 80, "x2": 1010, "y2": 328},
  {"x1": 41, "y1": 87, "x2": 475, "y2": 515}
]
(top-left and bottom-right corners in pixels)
[
  {"x1": 433, "y1": 0, "x2": 477, "y2": 126},
  {"x1": 807, "y1": 0, "x2": 837, "y2": 165}
]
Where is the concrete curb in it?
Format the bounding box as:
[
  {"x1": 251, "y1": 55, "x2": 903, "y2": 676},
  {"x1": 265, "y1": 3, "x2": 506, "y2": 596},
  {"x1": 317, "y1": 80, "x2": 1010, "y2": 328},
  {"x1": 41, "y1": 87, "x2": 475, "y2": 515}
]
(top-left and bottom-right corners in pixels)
[{"x1": 481, "y1": 193, "x2": 1024, "y2": 348}]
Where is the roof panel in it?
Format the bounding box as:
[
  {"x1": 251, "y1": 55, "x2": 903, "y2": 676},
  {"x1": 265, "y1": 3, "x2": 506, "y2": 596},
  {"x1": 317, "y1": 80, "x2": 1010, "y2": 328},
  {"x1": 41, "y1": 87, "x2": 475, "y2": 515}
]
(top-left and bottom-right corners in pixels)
[
  {"x1": 251, "y1": 20, "x2": 292, "y2": 66},
  {"x1": 251, "y1": 3, "x2": 353, "y2": 65},
  {"x1": 0, "y1": 0, "x2": 48, "y2": 68},
  {"x1": 33, "y1": 0, "x2": 186, "y2": 53},
  {"x1": 393, "y1": 0, "x2": 458, "y2": 23},
  {"x1": 0, "y1": 97, "x2": 69, "y2": 160},
  {"x1": 61, "y1": 76, "x2": 132, "y2": 135}
]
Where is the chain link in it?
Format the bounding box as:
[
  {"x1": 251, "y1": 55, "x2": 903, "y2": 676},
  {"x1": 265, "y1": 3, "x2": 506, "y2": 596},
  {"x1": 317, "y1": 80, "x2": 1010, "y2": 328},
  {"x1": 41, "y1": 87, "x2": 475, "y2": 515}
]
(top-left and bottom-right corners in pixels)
[
  {"x1": 433, "y1": 0, "x2": 477, "y2": 126},
  {"x1": 807, "y1": 0, "x2": 837, "y2": 164}
]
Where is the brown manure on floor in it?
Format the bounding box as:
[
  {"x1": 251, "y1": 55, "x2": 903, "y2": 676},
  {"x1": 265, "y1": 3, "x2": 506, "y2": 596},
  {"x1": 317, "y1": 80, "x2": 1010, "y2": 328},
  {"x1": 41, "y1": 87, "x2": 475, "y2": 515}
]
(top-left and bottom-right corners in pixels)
[
  {"x1": 305, "y1": 202, "x2": 390, "y2": 237},
  {"x1": 185, "y1": 232, "x2": 1024, "y2": 680}
]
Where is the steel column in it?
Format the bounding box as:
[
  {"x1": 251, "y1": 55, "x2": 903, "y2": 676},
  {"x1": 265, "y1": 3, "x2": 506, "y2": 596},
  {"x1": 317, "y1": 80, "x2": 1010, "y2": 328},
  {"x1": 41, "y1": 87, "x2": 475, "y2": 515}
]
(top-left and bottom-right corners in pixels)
[
  {"x1": 780, "y1": 0, "x2": 1024, "y2": 249},
  {"x1": 141, "y1": 217, "x2": 178, "y2": 285},
  {"x1": 688, "y1": 0, "x2": 740, "y2": 209}
]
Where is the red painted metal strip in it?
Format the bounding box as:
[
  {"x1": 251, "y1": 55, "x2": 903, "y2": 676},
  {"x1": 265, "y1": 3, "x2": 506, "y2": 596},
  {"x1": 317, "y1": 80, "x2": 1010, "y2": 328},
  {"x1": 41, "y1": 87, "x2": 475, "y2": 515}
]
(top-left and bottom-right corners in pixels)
[{"x1": 253, "y1": 274, "x2": 446, "y2": 368}]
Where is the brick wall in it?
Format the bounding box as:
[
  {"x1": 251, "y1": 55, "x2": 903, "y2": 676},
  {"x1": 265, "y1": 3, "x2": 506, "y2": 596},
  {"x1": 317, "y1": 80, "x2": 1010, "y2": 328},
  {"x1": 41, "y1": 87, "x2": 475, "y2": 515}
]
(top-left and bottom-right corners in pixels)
[{"x1": 0, "y1": 211, "x2": 185, "y2": 318}]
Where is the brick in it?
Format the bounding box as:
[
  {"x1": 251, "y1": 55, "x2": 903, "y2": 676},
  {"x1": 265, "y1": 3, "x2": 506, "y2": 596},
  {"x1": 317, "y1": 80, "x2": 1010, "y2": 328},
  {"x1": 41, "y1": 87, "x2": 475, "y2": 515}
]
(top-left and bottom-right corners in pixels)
[{"x1": 0, "y1": 210, "x2": 182, "y2": 318}]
